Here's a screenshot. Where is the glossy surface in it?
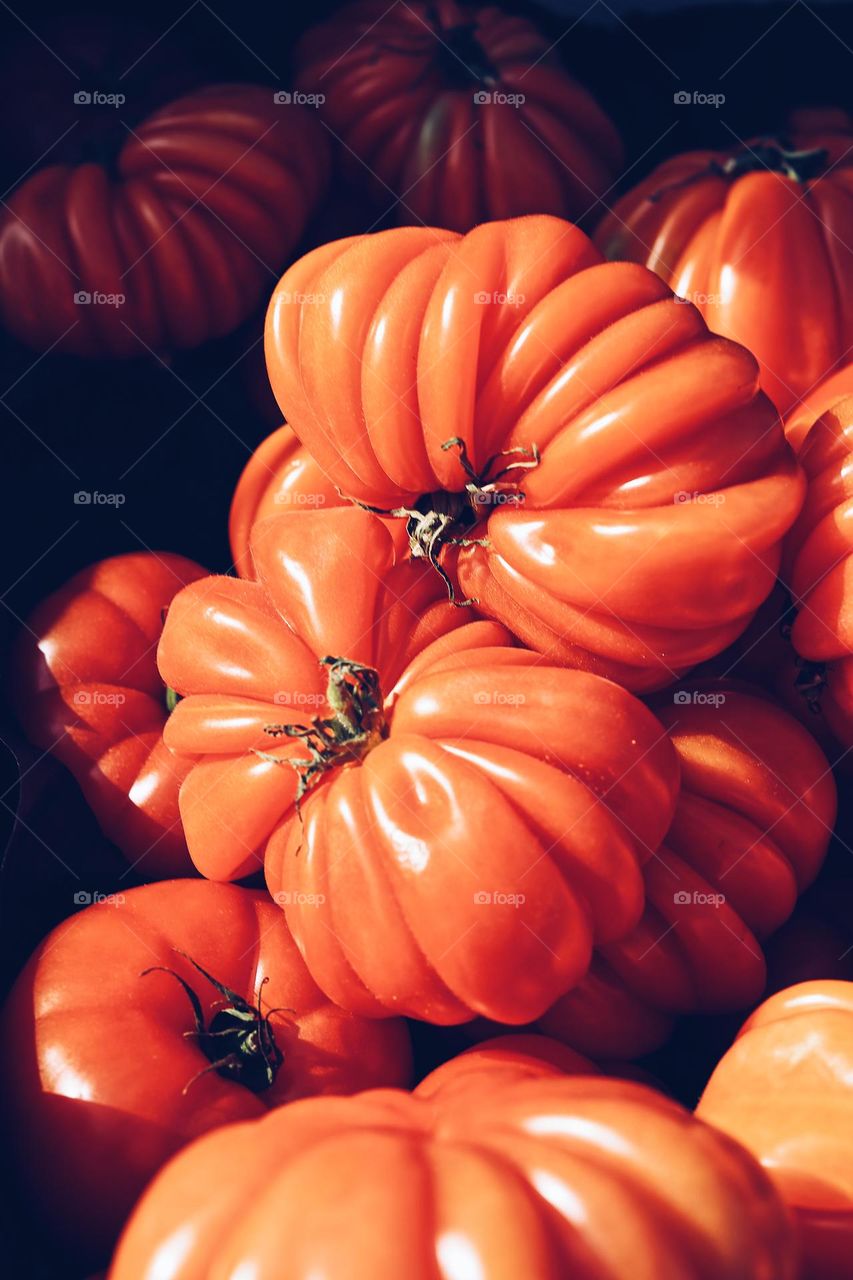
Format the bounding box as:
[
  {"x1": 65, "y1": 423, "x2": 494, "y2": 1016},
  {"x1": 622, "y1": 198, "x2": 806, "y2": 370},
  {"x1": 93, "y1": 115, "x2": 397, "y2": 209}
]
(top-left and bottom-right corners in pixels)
[
  {"x1": 698, "y1": 980, "x2": 853, "y2": 1279},
  {"x1": 784, "y1": 396, "x2": 853, "y2": 750},
  {"x1": 785, "y1": 363, "x2": 853, "y2": 452},
  {"x1": 295, "y1": 1, "x2": 622, "y2": 231},
  {"x1": 0, "y1": 85, "x2": 328, "y2": 356},
  {"x1": 528, "y1": 684, "x2": 836, "y2": 1057},
  {"x1": 265, "y1": 215, "x2": 803, "y2": 690},
  {"x1": 110, "y1": 1055, "x2": 794, "y2": 1280},
  {"x1": 1, "y1": 879, "x2": 411, "y2": 1261},
  {"x1": 9, "y1": 551, "x2": 207, "y2": 877},
  {"x1": 157, "y1": 506, "x2": 680, "y2": 1023},
  {"x1": 596, "y1": 121, "x2": 853, "y2": 417}
]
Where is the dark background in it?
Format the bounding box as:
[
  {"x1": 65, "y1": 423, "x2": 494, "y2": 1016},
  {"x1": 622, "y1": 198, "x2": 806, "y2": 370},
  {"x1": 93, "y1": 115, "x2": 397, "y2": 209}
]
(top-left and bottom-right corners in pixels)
[{"x1": 1, "y1": 1, "x2": 852, "y2": 1274}]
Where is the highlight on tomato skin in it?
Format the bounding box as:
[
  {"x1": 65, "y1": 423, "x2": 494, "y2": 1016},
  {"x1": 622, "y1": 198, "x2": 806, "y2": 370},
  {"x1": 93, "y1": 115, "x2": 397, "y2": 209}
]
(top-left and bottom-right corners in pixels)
[
  {"x1": 108, "y1": 1052, "x2": 796, "y2": 1280},
  {"x1": 294, "y1": 0, "x2": 623, "y2": 231},
  {"x1": 697, "y1": 980, "x2": 853, "y2": 1280},
  {"x1": 156, "y1": 504, "x2": 682, "y2": 1026},
  {"x1": 0, "y1": 879, "x2": 412, "y2": 1265},
  {"x1": 7, "y1": 551, "x2": 209, "y2": 879},
  {"x1": 594, "y1": 116, "x2": 853, "y2": 419},
  {"x1": 264, "y1": 214, "x2": 805, "y2": 692}
]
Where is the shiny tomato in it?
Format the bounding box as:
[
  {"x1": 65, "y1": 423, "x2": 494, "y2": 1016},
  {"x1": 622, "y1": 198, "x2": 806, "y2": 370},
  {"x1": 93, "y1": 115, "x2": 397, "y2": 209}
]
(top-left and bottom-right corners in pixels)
[
  {"x1": 502, "y1": 684, "x2": 836, "y2": 1057},
  {"x1": 698, "y1": 980, "x2": 853, "y2": 1280},
  {"x1": 111, "y1": 1051, "x2": 794, "y2": 1280},
  {"x1": 294, "y1": 1, "x2": 622, "y2": 232},
  {"x1": 783, "y1": 396, "x2": 853, "y2": 753},
  {"x1": 785, "y1": 363, "x2": 853, "y2": 451},
  {"x1": 157, "y1": 505, "x2": 680, "y2": 1024},
  {"x1": 1, "y1": 879, "x2": 411, "y2": 1262},
  {"x1": 595, "y1": 122, "x2": 853, "y2": 417},
  {"x1": 265, "y1": 215, "x2": 803, "y2": 691},
  {"x1": 0, "y1": 85, "x2": 328, "y2": 356},
  {"x1": 9, "y1": 552, "x2": 207, "y2": 878}
]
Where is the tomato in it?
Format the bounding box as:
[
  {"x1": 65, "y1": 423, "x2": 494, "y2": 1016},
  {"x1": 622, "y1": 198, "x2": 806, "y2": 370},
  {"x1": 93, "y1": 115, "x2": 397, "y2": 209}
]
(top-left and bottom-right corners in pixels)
[
  {"x1": 783, "y1": 395, "x2": 853, "y2": 753},
  {"x1": 697, "y1": 980, "x2": 853, "y2": 1280},
  {"x1": 785, "y1": 363, "x2": 853, "y2": 451},
  {"x1": 0, "y1": 85, "x2": 329, "y2": 357},
  {"x1": 265, "y1": 215, "x2": 803, "y2": 691},
  {"x1": 294, "y1": 1, "x2": 622, "y2": 232},
  {"x1": 483, "y1": 684, "x2": 836, "y2": 1058},
  {"x1": 157, "y1": 505, "x2": 680, "y2": 1024},
  {"x1": 1, "y1": 879, "x2": 411, "y2": 1262},
  {"x1": 595, "y1": 121, "x2": 853, "y2": 417},
  {"x1": 110, "y1": 1051, "x2": 794, "y2": 1280},
  {"x1": 9, "y1": 552, "x2": 208, "y2": 878}
]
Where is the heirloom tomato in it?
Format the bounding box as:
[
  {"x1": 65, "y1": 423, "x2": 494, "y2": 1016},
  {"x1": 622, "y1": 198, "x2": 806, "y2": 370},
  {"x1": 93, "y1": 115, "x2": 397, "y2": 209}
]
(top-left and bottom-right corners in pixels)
[
  {"x1": 265, "y1": 215, "x2": 803, "y2": 690},
  {"x1": 295, "y1": 1, "x2": 622, "y2": 231},
  {"x1": 595, "y1": 120, "x2": 853, "y2": 417},
  {"x1": 157, "y1": 506, "x2": 679, "y2": 1024},
  {"x1": 698, "y1": 980, "x2": 853, "y2": 1280},
  {"x1": 1, "y1": 879, "x2": 410, "y2": 1261},
  {"x1": 111, "y1": 1052, "x2": 794, "y2": 1280},
  {"x1": 0, "y1": 85, "x2": 328, "y2": 356},
  {"x1": 9, "y1": 552, "x2": 207, "y2": 878}
]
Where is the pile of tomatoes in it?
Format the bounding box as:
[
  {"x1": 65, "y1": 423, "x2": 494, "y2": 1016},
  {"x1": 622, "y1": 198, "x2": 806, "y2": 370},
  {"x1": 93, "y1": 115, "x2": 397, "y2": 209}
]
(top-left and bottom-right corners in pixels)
[{"x1": 3, "y1": 3, "x2": 853, "y2": 1278}]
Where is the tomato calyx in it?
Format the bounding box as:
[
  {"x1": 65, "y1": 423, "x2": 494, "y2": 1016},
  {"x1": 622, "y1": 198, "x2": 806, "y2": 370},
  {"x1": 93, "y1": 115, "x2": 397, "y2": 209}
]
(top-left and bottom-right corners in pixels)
[
  {"x1": 141, "y1": 951, "x2": 289, "y2": 1094},
  {"x1": 257, "y1": 657, "x2": 387, "y2": 808},
  {"x1": 430, "y1": 14, "x2": 500, "y2": 90},
  {"x1": 352, "y1": 437, "x2": 539, "y2": 606},
  {"x1": 164, "y1": 685, "x2": 181, "y2": 714},
  {"x1": 714, "y1": 140, "x2": 830, "y2": 184}
]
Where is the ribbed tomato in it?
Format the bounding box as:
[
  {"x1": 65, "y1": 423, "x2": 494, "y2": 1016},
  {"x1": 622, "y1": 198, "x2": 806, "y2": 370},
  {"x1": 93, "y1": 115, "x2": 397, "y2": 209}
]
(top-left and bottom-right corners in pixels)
[
  {"x1": 265, "y1": 215, "x2": 803, "y2": 691},
  {"x1": 294, "y1": 1, "x2": 622, "y2": 231},
  {"x1": 595, "y1": 120, "x2": 853, "y2": 417},
  {"x1": 783, "y1": 396, "x2": 853, "y2": 753},
  {"x1": 698, "y1": 980, "x2": 853, "y2": 1280},
  {"x1": 785, "y1": 363, "x2": 853, "y2": 451},
  {"x1": 1, "y1": 880, "x2": 411, "y2": 1262},
  {"x1": 156, "y1": 506, "x2": 680, "y2": 1024},
  {"x1": 110, "y1": 1048, "x2": 794, "y2": 1280},
  {"x1": 9, "y1": 552, "x2": 207, "y2": 878},
  {"x1": 0, "y1": 85, "x2": 328, "y2": 356},
  {"x1": 490, "y1": 684, "x2": 836, "y2": 1058}
]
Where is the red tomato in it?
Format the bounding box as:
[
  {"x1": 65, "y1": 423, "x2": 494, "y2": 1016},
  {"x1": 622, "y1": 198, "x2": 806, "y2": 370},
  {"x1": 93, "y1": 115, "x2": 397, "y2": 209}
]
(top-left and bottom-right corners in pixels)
[
  {"x1": 9, "y1": 552, "x2": 208, "y2": 878},
  {"x1": 157, "y1": 505, "x2": 680, "y2": 1024},
  {"x1": 785, "y1": 363, "x2": 853, "y2": 451},
  {"x1": 595, "y1": 121, "x2": 853, "y2": 417},
  {"x1": 265, "y1": 215, "x2": 803, "y2": 691},
  {"x1": 110, "y1": 1054, "x2": 794, "y2": 1280},
  {"x1": 697, "y1": 980, "x2": 853, "y2": 1280},
  {"x1": 481, "y1": 684, "x2": 836, "y2": 1058},
  {"x1": 294, "y1": 1, "x2": 622, "y2": 232},
  {"x1": 783, "y1": 396, "x2": 853, "y2": 753},
  {"x1": 1, "y1": 879, "x2": 411, "y2": 1262},
  {"x1": 0, "y1": 85, "x2": 329, "y2": 356}
]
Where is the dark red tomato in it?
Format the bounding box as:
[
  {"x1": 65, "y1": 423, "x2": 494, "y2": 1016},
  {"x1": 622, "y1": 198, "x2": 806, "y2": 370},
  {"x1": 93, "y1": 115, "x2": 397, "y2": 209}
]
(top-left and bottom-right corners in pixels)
[
  {"x1": 265, "y1": 216, "x2": 804, "y2": 691},
  {"x1": 595, "y1": 118, "x2": 853, "y2": 417},
  {"x1": 295, "y1": 1, "x2": 622, "y2": 231},
  {"x1": 1, "y1": 879, "x2": 411, "y2": 1262},
  {"x1": 157, "y1": 506, "x2": 680, "y2": 1025},
  {"x1": 0, "y1": 85, "x2": 329, "y2": 356},
  {"x1": 9, "y1": 552, "x2": 206, "y2": 878}
]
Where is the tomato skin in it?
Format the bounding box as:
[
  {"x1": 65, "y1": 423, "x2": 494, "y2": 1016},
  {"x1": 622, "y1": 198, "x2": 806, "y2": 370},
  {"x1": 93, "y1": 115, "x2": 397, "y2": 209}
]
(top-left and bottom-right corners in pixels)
[
  {"x1": 110, "y1": 1053, "x2": 794, "y2": 1280},
  {"x1": 294, "y1": 1, "x2": 622, "y2": 232},
  {"x1": 785, "y1": 363, "x2": 853, "y2": 452},
  {"x1": 1, "y1": 879, "x2": 411, "y2": 1263},
  {"x1": 595, "y1": 122, "x2": 853, "y2": 418},
  {"x1": 697, "y1": 980, "x2": 853, "y2": 1280},
  {"x1": 9, "y1": 552, "x2": 209, "y2": 878},
  {"x1": 265, "y1": 215, "x2": 803, "y2": 690},
  {"x1": 157, "y1": 505, "x2": 680, "y2": 1023},
  {"x1": 0, "y1": 86, "x2": 329, "y2": 357}
]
